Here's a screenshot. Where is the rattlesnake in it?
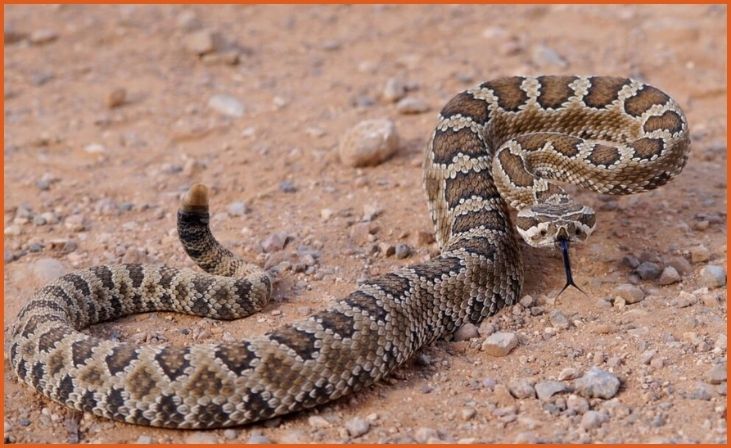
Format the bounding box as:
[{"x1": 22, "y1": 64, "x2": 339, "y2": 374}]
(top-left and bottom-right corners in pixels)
[{"x1": 9, "y1": 76, "x2": 689, "y2": 429}]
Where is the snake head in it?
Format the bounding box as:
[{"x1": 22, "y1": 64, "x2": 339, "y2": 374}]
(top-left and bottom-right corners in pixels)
[{"x1": 514, "y1": 200, "x2": 596, "y2": 248}]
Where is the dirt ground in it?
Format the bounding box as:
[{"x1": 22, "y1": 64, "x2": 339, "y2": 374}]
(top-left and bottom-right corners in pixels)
[{"x1": 3, "y1": 4, "x2": 727, "y2": 444}]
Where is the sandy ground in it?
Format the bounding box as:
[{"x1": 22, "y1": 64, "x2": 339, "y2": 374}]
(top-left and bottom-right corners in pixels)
[{"x1": 3, "y1": 4, "x2": 727, "y2": 444}]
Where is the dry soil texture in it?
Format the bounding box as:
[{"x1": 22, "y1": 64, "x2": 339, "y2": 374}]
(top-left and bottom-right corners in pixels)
[{"x1": 3, "y1": 4, "x2": 727, "y2": 444}]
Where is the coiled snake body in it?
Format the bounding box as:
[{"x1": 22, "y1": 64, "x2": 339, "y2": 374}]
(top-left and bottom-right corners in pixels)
[{"x1": 10, "y1": 76, "x2": 689, "y2": 428}]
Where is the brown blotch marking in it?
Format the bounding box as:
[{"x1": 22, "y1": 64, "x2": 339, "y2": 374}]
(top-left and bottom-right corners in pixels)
[
  {"x1": 314, "y1": 309, "x2": 356, "y2": 339},
  {"x1": 515, "y1": 133, "x2": 551, "y2": 152},
  {"x1": 79, "y1": 365, "x2": 105, "y2": 387},
  {"x1": 550, "y1": 135, "x2": 582, "y2": 157},
  {"x1": 643, "y1": 110, "x2": 683, "y2": 134},
  {"x1": 37, "y1": 326, "x2": 73, "y2": 353},
  {"x1": 481, "y1": 76, "x2": 528, "y2": 112},
  {"x1": 186, "y1": 365, "x2": 225, "y2": 399},
  {"x1": 537, "y1": 75, "x2": 577, "y2": 109},
  {"x1": 497, "y1": 150, "x2": 533, "y2": 187},
  {"x1": 629, "y1": 137, "x2": 665, "y2": 160},
  {"x1": 47, "y1": 350, "x2": 66, "y2": 377},
  {"x1": 451, "y1": 208, "x2": 504, "y2": 233},
  {"x1": 344, "y1": 290, "x2": 388, "y2": 322},
  {"x1": 71, "y1": 339, "x2": 98, "y2": 367},
  {"x1": 431, "y1": 126, "x2": 485, "y2": 165},
  {"x1": 126, "y1": 365, "x2": 159, "y2": 400},
  {"x1": 90, "y1": 265, "x2": 115, "y2": 290},
  {"x1": 444, "y1": 169, "x2": 499, "y2": 207},
  {"x1": 584, "y1": 76, "x2": 630, "y2": 109},
  {"x1": 587, "y1": 143, "x2": 621, "y2": 167},
  {"x1": 214, "y1": 342, "x2": 257, "y2": 375},
  {"x1": 154, "y1": 347, "x2": 191, "y2": 381},
  {"x1": 62, "y1": 273, "x2": 91, "y2": 297},
  {"x1": 268, "y1": 326, "x2": 319, "y2": 361},
  {"x1": 369, "y1": 273, "x2": 411, "y2": 299},
  {"x1": 195, "y1": 402, "x2": 229, "y2": 428},
  {"x1": 156, "y1": 394, "x2": 186, "y2": 426},
  {"x1": 105, "y1": 344, "x2": 139, "y2": 376},
  {"x1": 624, "y1": 85, "x2": 670, "y2": 117},
  {"x1": 411, "y1": 256, "x2": 464, "y2": 283},
  {"x1": 439, "y1": 91, "x2": 490, "y2": 124}
]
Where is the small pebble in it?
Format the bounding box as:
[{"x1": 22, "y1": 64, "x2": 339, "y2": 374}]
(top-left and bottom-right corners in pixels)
[
  {"x1": 344, "y1": 417, "x2": 370, "y2": 438},
  {"x1": 461, "y1": 407, "x2": 477, "y2": 420},
  {"x1": 84, "y1": 143, "x2": 107, "y2": 154},
  {"x1": 519, "y1": 295, "x2": 535, "y2": 308},
  {"x1": 658, "y1": 266, "x2": 681, "y2": 285},
  {"x1": 566, "y1": 394, "x2": 590, "y2": 414},
  {"x1": 535, "y1": 380, "x2": 568, "y2": 400},
  {"x1": 613, "y1": 283, "x2": 645, "y2": 304},
  {"x1": 261, "y1": 232, "x2": 291, "y2": 252},
  {"x1": 279, "y1": 180, "x2": 297, "y2": 193},
  {"x1": 136, "y1": 435, "x2": 152, "y2": 444},
  {"x1": 482, "y1": 331, "x2": 518, "y2": 357},
  {"x1": 227, "y1": 201, "x2": 248, "y2": 216},
  {"x1": 308, "y1": 415, "x2": 330, "y2": 428},
  {"x1": 574, "y1": 367, "x2": 620, "y2": 399},
  {"x1": 508, "y1": 378, "x2": 535, "y2": 399},
  {"x1": 338, "y1": 119, "x2": 400, "y2": 167},
  {"x1": 558, "y1": 367, "x2": 579, "y2": 381},
  {"x1": 183, "y1": 29, "x2": 221, "y2": 55},
  {"x1": 689, "y1": 382, "x2": 715, "y2": 401},
  {"x1": 107, "y1": 88, "x2": 127, "y2": 108},
  {"x1": 208, "y1": 94, "x2": 244, "y2": 117},
  {"x1": 549, "y1": 310, "x2": 570, "y2": 329},
  {"x1": 29, "y1": 29, "x2": 58, "y2": 45},
  {"x1": 705, "y1": 363, "x2": 727, "y2": 385},
  {"x1": 701, "y1": 265, "x2": 726, "y2": 289},
  {"x1": 414, "y1": 427, "x2": 439, "y2": 444},
  {"x1": 394, "y1": 244, "x2": 412, "y2": 259},
  {"x1": 636, "y1": 261, "x2": 662, "y2": 280},
  {"x1": 580, "y1": 410, "x2": 608, "y2": 430},
  {"x1": 640, "y1": 349, "x2": 656, "y2": 365},
  {"x1": 222, "y1": 429, "x2": 238, "y2": 440},
  {"x1": 665, "y1": 255, "x2": 692, "y2": 275},
  {"x1": 690, "y1": 245, "x2": 710, "y2": 263},
  {"x1": 453, "y1": 323, "x2": 479, "y2": 341},
  {"x1": 396, "y1": 97, "x2": 429, "y2": 114},
  {"x1": 247, "y1": 433, "x2": 270, "y2": 444},
  {"x1": 673, "y1": 291, "x2": 698, "y2": 308},
  {"x1": 382, "y1": 77, "x2": 407, "y2": 102},
  {"x1": 183, "y1": 432, "x2": 217, "y2": 444}
]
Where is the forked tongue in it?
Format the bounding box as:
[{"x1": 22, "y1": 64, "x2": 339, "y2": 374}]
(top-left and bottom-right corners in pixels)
[{"x1": 557, "y1": 238, "x2": 586, "y2": 297}]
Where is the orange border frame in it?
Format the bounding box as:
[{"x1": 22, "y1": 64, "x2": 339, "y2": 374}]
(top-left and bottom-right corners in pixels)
[{"x1": 0, "y1": 2, "x2": 728, "y2": 447}]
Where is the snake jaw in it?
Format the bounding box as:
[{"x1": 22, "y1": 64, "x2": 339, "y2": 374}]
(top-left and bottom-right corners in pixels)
[{"x1": 556, "y1": 237, "x2": 586, "y2": 297}]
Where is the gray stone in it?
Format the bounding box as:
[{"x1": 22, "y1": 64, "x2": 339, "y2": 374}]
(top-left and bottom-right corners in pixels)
[
  {"x1": 701, "y1": 265, "x2": 726, "y2": 289},
  {"x1": 665, "y1": 255, "x2": 692, "y2": 275},
  {"x1": 394, "y1": 244, "x2": 412, "y2": 259},
  {"x1": 658, "y1": 266, "x2": 681, "y2": 285},
  {"x1": 566, "y1": 394, "x2": 589, "y2": 414},
  {"x1": 574, "y1": 367, "x2": 620, "y2": 399},
  {"x1": 279, "y1": 180, "x2": 297, "y2": 193},
  {"x1": 64, "y1": 214, "x2": 87, "y2": 232},
  {"x1": 519, "y1": 295, "x2": 535, "y2": 307},
  {"x1": 689, "y1": 382, "x2": 714, "y2": 400},
  {"x1": 508, "y1": 378, "x2": 535, "y2": 399},
  {"x1": 396, "y1": 97, "x2": 429, "y2": 114},
  {"x1": 261, "y1": 232, "x2": 291, "y2": 252},
  {"x1": 208, "y1": 94, "x2": 244, "y2": 117},
  {"x1": 705, "y1": 363, "x2": 726, "y2": 385},
  {"x1": 247, "y1": 433, "x2": 270, "y2": 444},
  {"x1": 636, "y1": 261, "x2": 662, "y2": 280},
  {"x1": 345, "y1": 417, "x2": 370, "y2": 438},
  {"x1": 549, "y1": 310, "x2": 570, "y2": 329},
  {"x1": 535, "y1": 380, "x2": 568, "y2": 400},
  {"x1": 482, "y1": 332, "x2": 518, "y2": 357},
  {"x1": 453, "y1": 323, "x2": 479, "y2": 341},
  {"x1": 136, "y1": 435, "x2": 152, "y2": 444},
  {"x1": 338, "y1": 119, "x2": 399, "y2": 167},
  {"x1": 613, "y1": 284, "x2": 645, "y2": 304},
  {"x1": 580, "y1": 410, "x2": 608, "y2": 430},
  {"x1": 32, "y1": 258, "x2": 68, "y2": 284},
  {"x1": 382, "y1": 77, "x2": 407, "y2": 102},
  {"x1": 222, "y1": 429, "x2": 238, "y2": 440},
  {"x1": 414, "y1": 427, "x2": 439, "y2": 443}
]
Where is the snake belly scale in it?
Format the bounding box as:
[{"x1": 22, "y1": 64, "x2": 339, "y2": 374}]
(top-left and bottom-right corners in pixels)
[{"x1": 9, "y1": 76, "x2": 689, "y2": 428}]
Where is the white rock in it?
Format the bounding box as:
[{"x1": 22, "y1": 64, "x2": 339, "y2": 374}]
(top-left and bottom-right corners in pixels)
[
  {"x1": 580, "y1": 410, "x2": 608, "y2": 429},
  {"x1": 574, "y1": 367, "x2": 620, "y2": 399},
  {"x1": 535, "y1": 380, "x2": 568, "y2": 400},
  {"x1": 84, "y1": 143, "x2": 107, "y2": 154},
  {"x1": 227, "y1": 201, "x2": 248, "y2": 216},
  {"x1": 338, "y1": 119, "x2": 399, "y2": 167},
  {"x1": 344, "y1": 417, "x2": 370, "y2": 438},
  {"x1": 382, "y1": 77, "x2": 407, "y2": 102},
  {"x1": 481, "y1": 331, "x2": 518, "y2": 357},
  {"x1": 613, "y1": 283, "x2": 645, "y2": 304},
  {"x1": 396, "y1": 97, "x2": 429, "y2": 114},
  {"x1": 183, "y1": 29, "x2": 221, "y2": 55},
  {"x1": 208, "y1": 94, "x2": 244, "y2": 118},
  {"x1": 307, "y1": 415, "x2": 330, "y2": 428}
]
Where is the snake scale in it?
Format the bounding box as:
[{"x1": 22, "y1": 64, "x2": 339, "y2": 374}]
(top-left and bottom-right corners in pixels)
[{"x1": 10, "y1": 76, "x2": 689, "y2": 428}]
